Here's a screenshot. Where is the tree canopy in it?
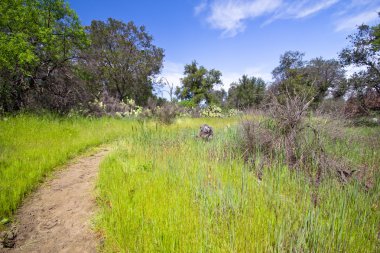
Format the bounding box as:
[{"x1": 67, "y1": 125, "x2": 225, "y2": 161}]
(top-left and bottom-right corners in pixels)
[
  {"x1": 175, "y1": 61, "x2": 222, "y2": 106},
  {"x1": 227, "y1": 75, "x2": 266, "y2": 109},
  {"x1": 271, "y1": 51, "x2": 346, "y2": 105},
  {"x1": 81, "y1": 18, "x2": 164, "y2": 105},
  {"x1": 340, "y1": 23, "x2": 380, "y2": 95},
  {"x1": 0, "y1": 0, "x2": 87, "y2": 112}
]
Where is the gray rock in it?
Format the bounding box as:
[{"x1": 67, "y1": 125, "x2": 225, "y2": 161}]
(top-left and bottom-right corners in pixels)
[{"x1": 199, "y1": 124, "x2": 213, "y2": 141}]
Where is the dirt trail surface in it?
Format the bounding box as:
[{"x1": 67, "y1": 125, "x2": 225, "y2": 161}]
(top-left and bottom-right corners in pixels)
[{"x1": 1, "y1": 148, "x2": 110, "y2": 253}]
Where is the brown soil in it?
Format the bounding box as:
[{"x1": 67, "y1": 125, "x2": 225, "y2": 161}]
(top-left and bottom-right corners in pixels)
[{"x1": 0, "y1": 148, "x2": 110, "y2": 253}]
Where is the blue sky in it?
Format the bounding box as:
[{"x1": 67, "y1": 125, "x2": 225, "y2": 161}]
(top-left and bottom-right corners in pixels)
[{"x1": 68, "y1": 0, "x2": 380, "y2": 90}]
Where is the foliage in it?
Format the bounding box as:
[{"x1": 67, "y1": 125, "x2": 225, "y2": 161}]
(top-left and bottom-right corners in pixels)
[
  {"x1": 176, "y1": 61, "x2": 222, "y2": 106},
  {"x1": 227, "y1": 108, "x2": 242, "y2": 117},
  {"x1": 178, "y1": 99, "x2": 197, "y2": 108},
  {"x1": 0, "y1": 0, "x2": 88, "y2": 112},
  {"x1": 200, "y1": 105, "x2": 223, "y2": 118},
  {"x1": 272, "y1": 50, "x2": 305, "y2": 82},
  {"x1": 340, "y1": 24, "x2": 380, "y2": 95},
  {"x1": 0, "y1": 114, "x2": 135, "y2": 221},
  {"x1": 227, "y1": 75, "x2": 266, "y2": 109},
  {"x1": 271, "y1": 51, "x2": 346, "y2": 106},
  {"x1": 155, "y1": 103, "x2": 180, "y2": 124},
  {"x1": 80, "y1": 18, "x2": 164, "y2": 105},
  {"x1": 305, "y1": 58, "x2": 347, "y2": 103},
  {"x1": 317, "y1": 98, "x2": 346, "y2": 118}
]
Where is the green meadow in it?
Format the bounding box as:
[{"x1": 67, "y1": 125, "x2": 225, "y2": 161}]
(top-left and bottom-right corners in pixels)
[
  {"x1": 96, "y1": 118, "x2": 379, "y2": 252},
  {"x1": 0, "y1": 115, "x2": 379, "y2": 252}
]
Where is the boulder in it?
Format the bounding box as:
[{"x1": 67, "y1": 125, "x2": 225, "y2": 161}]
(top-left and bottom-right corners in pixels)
[{"x1": 198, "y1": 124, "x2": 213, "y2": 141}]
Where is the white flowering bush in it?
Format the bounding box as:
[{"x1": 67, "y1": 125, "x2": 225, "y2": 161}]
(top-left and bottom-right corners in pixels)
[
  {"x1": 227, "y1": 108, "x2": 242, "y2": 117},
  {"x1": 200, "y1": 105, "x2": 223, "y2": 118}
]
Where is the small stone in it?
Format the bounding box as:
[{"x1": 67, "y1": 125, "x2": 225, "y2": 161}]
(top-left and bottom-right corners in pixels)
[{"x1": 198, "y1": 124, "x2": 214, "y2": 141}]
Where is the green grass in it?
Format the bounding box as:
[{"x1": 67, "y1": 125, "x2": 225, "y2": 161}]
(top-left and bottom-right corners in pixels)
[
  {"x1": 1, "y1": 115, "x2": 378, "y2": 252},
  {"x1": 96, "y1": 118, "x2": 380, "y2": 252},
  {"x1": 0, "y1": 114, "x2": 135, "y2": 222}
]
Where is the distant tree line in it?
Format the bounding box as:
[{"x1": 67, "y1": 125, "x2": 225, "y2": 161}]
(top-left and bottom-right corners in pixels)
[
  {"x1": 0, "y1": 0, "x2": 379, "y2": 116},
  {"x1": 176, "y1": 15, "x2": 379, "y2": 115}
]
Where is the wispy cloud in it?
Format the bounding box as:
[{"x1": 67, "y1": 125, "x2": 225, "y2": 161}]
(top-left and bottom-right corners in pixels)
[
  {"x1": 205, "y1": 0, "x2": 282, "y2": 37},
  {"x1": 293, "y1": 0, "x2": 339, "y2": 18},
  {"x1": 263, "y1": 0, "x2": 339, "y2": 26},
  {"x1": 194, "y1": 0, "x2": 208, "y2": 15},
  {"x1": 194, "y1": 0, "x2": 380, "y2": 37},
  {"x1": 335, "y1": 9, "x2": 380, "y2": 32}
]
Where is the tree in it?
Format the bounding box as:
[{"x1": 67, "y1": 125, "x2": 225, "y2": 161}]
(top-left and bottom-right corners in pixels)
[
  {"x1": 271, "y1": 51, "x2": 315, "y2": 101},
  {"x1": 271, "y1": 51, "x2": 346, "y2": 105},
  {"x1": 210, "y1": 89, "x2": 227, "y2": 107},
  {"x1": 81, "y1": 18, "x2": 164, "y2": 105},
  {"x1": 340, "y1": 23, "x2": 380, "y2": 94},
  {"x1": 305, "y1": 58, "x2": 347, "y2": 102},
  {"x1": 0, "y1": 0, "x2": 87, "y2": 112},
  {"x1": 272, "y1": 51, "x2": 305, "y2": 82},
  {"x1": 227, "y1": 75, "x2": 265, "y2": 109},
  {"x1": 175, "y1": 61, "x2": 222, "y2": 105}
]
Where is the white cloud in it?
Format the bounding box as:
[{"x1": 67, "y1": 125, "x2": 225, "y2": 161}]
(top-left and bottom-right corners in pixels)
[
  {"x1": 205, "y1": 0, "x2": 282, "y2": 37},
  {"x1": 194, "y1": 0, "x2": 208, "y2": 15},
  {"x1": 264, "y1": 0, "x2": 339, "y2": 25},
  {"x1": 196, "y1": 0, "x2": 341, "y2": 37},
  {"x1": 293, "y1": 0, "x2": 339, "y2": 18},
  {"x1": 160, "y1": 61, "x2": 184, "y2": 87},
  {"x1": 335, "y1": 8, "x2": 380, "y2": 32}
]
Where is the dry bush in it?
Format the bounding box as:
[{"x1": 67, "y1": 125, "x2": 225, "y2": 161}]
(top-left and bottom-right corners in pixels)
[
  {"x1": 156, "y1": 103, "x2": 180, "y2": 124},
  {"x1": 267, "y1": 93, "x2": 314, "y2": 167},
  {"x1": 316, "y1": 98, "x2": 346, "y2": 119},
  {"x1": 240, "y1": 93, "x2": 358, "y2": 198}
]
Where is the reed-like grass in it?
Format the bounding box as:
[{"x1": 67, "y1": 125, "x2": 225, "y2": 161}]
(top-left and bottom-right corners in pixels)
[
  {"x1": 96, "y1": 118, "x2": 379, "y2": 252},
  {"x1": 0, "y1": 114, "x2": 135, "y2": 222}
]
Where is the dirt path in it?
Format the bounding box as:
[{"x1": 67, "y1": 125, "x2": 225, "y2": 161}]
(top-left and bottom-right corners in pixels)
[{"x1": 1, "y1": 148, "x2": 110, "y2": 253}]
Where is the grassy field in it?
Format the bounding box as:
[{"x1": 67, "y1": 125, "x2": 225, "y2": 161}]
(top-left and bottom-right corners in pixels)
[
  {"x1": 96, "y1": 118, "x2": 380, "y2": 252},
  {"x1": 1, "y1": 115, "x2": 379, "y2": 252},
  {"x1": 0, "y1": 114, "x2": 135, "y2": 223}
]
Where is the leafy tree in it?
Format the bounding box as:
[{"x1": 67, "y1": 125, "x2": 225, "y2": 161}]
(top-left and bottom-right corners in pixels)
[
  {"x1": 271, "y1": 51, "x2": 315, "y2": 101},
  {"x1": 81, "y1": 18, "x2": 164, "y2": 105},
  {"x1": 175, "y1": 61, "x2": 222, "y2": 105},
  {"x1": 271, "y1": 51, "x2": 346, "y2": 105},
  {"x1": 227, "y1": 75, "x2": 265, "y2": 109},
  {"x1": 340, "y1": 23, "x2": 380, "y2": 95},
  {"x1": 210, "y1": 89, "x2": 227, "y2": 107},
  {"x1": 272, "y1": 51, "x2": 305, "y2": 82},
  {"x1": 305, "y1": 57, "x2": 347, "y2": 102},
  {"x1": 0, "y1": 0, "x2": 87, "y2": 112}
]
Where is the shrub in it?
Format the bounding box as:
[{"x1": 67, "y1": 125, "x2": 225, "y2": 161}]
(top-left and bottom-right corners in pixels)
[
  {"x1": 156, "y1": 103, "x2": 180, "y2": 124},
  {"x1": 317, "y1": 98, "x2": 345, "y2": 118},
  {"x1": 200, "y1": 105, "x2": 223, "y2": 118},
  {"x1": 178, "y1": 100, "x2": 196, "y2": 108},
  {"x1": 238, "y1": 94, "x2": 357, "y2": 203},
  {"x1": 227, "y1": 108, "x2": 242, "y2": 117}
]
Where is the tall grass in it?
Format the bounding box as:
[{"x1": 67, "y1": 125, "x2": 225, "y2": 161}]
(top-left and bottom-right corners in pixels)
[
  {"x1": 0, "y1": 114, "x2": 135, "y2": 222},
  {"x1": 96, "y1": 118, "x2": 379, "y2": 252}
]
